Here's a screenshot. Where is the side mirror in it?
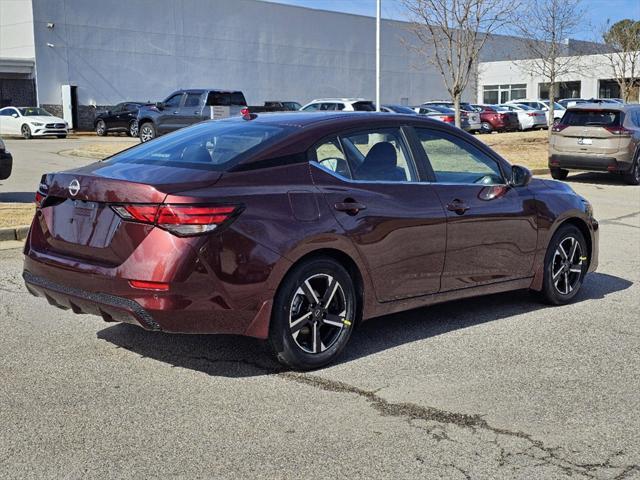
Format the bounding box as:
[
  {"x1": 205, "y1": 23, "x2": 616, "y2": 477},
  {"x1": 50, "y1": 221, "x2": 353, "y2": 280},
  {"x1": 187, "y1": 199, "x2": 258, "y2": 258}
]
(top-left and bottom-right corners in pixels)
[
  {"x1": 511, "y1": 165, "x2": 532, "y2": 187},
  {"x1": 155, "y1": 102, "x2": 165, "y2": 110},
  {"x1": 11, "y1": 113, "x2": 18, "y2": 118}
]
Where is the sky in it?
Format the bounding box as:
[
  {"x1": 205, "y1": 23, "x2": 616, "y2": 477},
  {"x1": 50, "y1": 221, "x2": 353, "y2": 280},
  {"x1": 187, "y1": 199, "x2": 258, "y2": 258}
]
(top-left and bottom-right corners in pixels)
[{"x1": 265, "y1": 0, "x2": 640, "y2": 42}]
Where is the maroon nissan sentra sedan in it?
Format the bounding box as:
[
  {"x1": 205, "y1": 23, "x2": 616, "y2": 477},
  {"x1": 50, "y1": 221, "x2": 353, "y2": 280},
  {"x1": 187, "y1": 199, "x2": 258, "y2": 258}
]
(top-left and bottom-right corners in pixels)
[{"x1": 23, "y1": 112, "x2": 598, "y2": 370}]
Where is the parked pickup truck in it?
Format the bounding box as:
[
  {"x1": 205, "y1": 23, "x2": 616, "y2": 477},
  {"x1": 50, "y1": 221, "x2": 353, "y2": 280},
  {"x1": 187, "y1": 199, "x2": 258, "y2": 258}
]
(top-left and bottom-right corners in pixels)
[
  {"x1": 246, "y1": 101, "x2": 302, "y2": 113},
  {"x1": 136, "y1": 89, "x2": 247, "y2": 142}
]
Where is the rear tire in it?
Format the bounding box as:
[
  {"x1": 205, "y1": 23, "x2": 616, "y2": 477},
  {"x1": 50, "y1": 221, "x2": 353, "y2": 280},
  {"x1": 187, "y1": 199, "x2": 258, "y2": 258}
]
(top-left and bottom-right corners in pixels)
[
  {"x1": 139, "y1": 122, "x2": 156, "y2": 143},
  {"x1": 21, "y1": 124, "x2": 32, "y2": 139},
  {"x1": 128, "y1": 120, "x2": 138, "y2": 137},
  {"x1": 623, "y1": 156, "x2": 640, "y2": 185},
  {"x1": 550, "y1": 167, "x2": 569, "y2": 180},
  {"x1": 539, "y1": 224, "x2": 588, "y2": 305},
  {"x1": 480, "y1": 121, "x2": 493, "y2": 133},
  {"x1": 268, "y1": 257, "x2": 357, "y2": 370}
]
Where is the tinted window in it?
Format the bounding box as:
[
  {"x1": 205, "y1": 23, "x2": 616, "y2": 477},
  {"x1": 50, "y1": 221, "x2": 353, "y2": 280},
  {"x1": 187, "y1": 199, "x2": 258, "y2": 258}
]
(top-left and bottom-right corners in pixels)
[
  {"x1": 333, "y1": 128, "x2": 417, "y2": 182},
  {"x1": 206, "y1": 92, "x2": 247, "y2": 106},
  {"x1": 415, "y1": 128, "x2": 503, "y2": 184},
  {"x1": 562, "y1": 109, "x2": 622, "y2": 127},
  {"x1": 353, "y1": 101, "x2": 375, "y2": 111},
  {"x1": 106, "y1": 120, "x2": 289, "y2": 171},
  {"x1": 184, "y1": 93, "x2": 202, "y2": 108},
  {"x1": 282, "y1": 102, "x2": 302, "y2": 110},
  {"x1": 18, "y1": 107, "x2": 51, "y2": 116},
  {"x1": 164, "y1": 94, "x2": 183, "y2": 108},
  {"x1": 302, "y1": 103, "x2": 319, "y2": 111},
  {"x1": 320, "y1": 103, "x2": 337, "y2": 111},
  {"x1": 0, "y1": 109, "x2": 15, "y2": 116},
  {"x1": 125, "y1": 103, "x2": 142, "y2": 111}
]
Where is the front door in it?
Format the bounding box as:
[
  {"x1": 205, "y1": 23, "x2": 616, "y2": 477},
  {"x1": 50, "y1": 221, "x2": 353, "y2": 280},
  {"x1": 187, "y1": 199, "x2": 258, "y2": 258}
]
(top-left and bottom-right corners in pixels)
[
  {"x1": 177, "y1": 92, "x2": 205, "y2": 128},
  {"x1": 412, "y1": 127, "x2": 538, "y2": 291},
  {"x1": 310, "y1": 127, "x2": 447, "y2": 302}
]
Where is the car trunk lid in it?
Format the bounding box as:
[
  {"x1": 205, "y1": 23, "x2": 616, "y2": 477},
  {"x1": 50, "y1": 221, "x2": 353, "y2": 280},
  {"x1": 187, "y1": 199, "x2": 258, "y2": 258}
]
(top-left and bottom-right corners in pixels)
[
  {"x1": 35, "y1": 162, "x2": 222, "y2": 265},
  {"x1": 551, "y1": 109, "x2": 627, "y2": 155}
]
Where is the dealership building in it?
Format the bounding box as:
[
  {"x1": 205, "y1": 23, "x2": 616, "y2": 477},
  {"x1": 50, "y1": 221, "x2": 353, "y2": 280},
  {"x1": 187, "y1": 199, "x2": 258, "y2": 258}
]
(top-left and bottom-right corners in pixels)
[{"x1": 0, "y1": 0, "x2": 617, "y2": 129}]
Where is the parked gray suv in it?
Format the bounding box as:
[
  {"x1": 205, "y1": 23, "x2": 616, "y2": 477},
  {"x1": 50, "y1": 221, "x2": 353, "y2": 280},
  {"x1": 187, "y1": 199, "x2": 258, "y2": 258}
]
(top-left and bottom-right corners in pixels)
[{"x1": 137, "y1": 89, "x2": 247, "y2": 142}]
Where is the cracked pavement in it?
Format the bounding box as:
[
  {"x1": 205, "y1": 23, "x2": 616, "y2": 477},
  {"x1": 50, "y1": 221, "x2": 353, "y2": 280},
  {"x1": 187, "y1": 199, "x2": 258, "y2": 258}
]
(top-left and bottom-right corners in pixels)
[{"x1": 1, "y1": 171, "x2": 639, "y2": 479}]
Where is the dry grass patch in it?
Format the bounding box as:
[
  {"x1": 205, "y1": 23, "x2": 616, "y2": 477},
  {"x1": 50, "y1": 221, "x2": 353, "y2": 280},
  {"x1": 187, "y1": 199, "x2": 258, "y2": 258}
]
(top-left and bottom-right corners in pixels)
[
  {"x1": 477, "y1": 129, "x2": 549, "y2": 171},
  {"x1": 61, "y1": 141, "x2": 138, "y2": 160},
  {"x1": 0, "y1": 203, "x2": 35, "y2": 228}
]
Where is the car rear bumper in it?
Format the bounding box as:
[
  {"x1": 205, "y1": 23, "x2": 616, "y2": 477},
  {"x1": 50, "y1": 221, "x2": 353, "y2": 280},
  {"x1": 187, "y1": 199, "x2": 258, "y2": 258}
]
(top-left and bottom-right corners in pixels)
[{"x1": 549, "y1": 154, "x2": 633, "y2": 172}]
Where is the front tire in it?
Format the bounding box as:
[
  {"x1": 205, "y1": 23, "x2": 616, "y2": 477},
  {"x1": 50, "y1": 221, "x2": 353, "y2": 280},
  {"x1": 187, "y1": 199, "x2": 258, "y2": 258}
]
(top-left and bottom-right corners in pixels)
[
  {"x1": 139, "y1": 122, "x2": 156, "y2": 142},
  {"x1": 95, "y1": 120, "x2": 107, "y2": 136},
  {"x1": 21, "y1": 124, "x2": 32, "y2": 139},
  {"x1": 128, "y1": 120, "x2": 138, "y2": 137},
  {"x1": 540, "y1": 224, "x2": 588, "y2": 305},
  {"x1": 550, "y1": 167, "x2": 569, "y2": 180},
  {"x1": 269, "y1": 257, "x2": 357, "y2": 370}
]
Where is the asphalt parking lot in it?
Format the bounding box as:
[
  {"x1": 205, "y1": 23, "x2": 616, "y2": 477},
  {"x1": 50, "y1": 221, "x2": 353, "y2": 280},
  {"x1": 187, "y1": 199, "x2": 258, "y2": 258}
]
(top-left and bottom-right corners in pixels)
[{"x1": 0, "y1": 137, "x2": 639, "y2": 479}]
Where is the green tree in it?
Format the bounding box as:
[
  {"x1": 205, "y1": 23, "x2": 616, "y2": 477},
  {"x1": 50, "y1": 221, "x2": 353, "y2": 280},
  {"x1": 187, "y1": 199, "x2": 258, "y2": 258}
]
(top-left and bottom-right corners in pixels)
[{"x1": 603, "y1": 19, "x2": 640, "y2": 103}]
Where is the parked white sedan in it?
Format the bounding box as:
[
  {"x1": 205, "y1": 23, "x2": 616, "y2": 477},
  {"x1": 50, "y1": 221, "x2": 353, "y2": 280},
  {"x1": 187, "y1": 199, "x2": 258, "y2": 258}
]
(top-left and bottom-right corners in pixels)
[
  {"x1": 0, "y1": 106, "x2": 68, "y2": 139},
  {"x1": 500, "y1": 104, "x2": 547, "y2": 130}
]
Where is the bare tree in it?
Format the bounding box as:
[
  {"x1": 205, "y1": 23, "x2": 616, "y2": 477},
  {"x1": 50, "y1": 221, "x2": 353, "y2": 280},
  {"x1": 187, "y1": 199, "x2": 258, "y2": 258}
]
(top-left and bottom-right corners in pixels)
[
  {"x1": 400, "y1": 0, "x2": 519, "y2": 127},
  {"x1": 514, "y1": 0, "x2": 585, "y2": 127},
  {"x1": 602, "y1": 19, "x2": 640, "y2": 103}
]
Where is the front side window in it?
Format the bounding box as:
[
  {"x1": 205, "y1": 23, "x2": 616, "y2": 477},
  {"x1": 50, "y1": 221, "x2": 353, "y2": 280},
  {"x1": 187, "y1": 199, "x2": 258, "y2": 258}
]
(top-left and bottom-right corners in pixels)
[
  {"x1": 164, "y1": 94, "x2": 183, "y2": 109},
  {"x1": 112, "y1": 103, "x2": 125, "y2": 113},
  {"x1": 312, "y1": 128, "x2": 417, "y2": 182},
  {"x1": 415, "y1": 128, "x2": 503, "y2": 185},
  {"x1": 105, "y1": 120, "x2": 290, "y2": 171},
  {"x1": 302, "y1": 103, "x2": 319, "y2": 111}
]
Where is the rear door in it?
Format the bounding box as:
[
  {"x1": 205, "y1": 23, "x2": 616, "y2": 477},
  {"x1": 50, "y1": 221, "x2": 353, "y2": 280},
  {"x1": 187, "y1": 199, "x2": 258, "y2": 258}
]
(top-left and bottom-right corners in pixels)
[
  {"x1": 157, "y1": 93, "x2": 184, "y2": 134},
  {"x1": 310, "y1": 127, "x2": 447, "y2": 301},
  {"x1": 412, "y1": 126, "x2": 538, "y2": 291},
  {"x1": 552, "y1": 109, "x2": 625, "y2": 157},
  {"x1": 178, "y1": 92, "x2": 205, "y2": 128}
]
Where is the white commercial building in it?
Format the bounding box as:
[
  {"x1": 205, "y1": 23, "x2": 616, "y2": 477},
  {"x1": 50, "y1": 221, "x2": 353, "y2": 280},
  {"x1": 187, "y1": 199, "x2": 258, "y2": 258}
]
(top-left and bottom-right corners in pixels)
[{"x1": 477, "y1": 52, "x2": 640, "y2": 104}]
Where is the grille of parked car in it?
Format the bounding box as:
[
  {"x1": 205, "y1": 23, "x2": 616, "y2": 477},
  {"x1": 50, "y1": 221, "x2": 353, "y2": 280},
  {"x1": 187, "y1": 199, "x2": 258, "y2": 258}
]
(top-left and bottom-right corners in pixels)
[{"x1": 46, "y1": 123, "x2": 66, "y2": 129}]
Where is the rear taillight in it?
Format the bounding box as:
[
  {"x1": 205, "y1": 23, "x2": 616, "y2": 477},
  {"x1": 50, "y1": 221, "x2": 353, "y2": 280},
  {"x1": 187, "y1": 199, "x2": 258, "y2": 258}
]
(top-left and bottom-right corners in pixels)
[
  {"x1": 527, "y1": 112, "x2": 536, "y2": 117},
  {"x1": 35, "y1": 179, "x2": 48, "y2": 207},
  {"x1": 240, "y1": 107, "x2": 250, "y2": 116},
  {"x1": 112, "y1": 204, "x2": 241, "y2": 236},
  {"x1": 604, "y1": 125, "x2": 632, "y2": 136},
  {"x1": 443, "y1": 115, "x2": 455, "y2": 123},
  {"x1": 552, "y1": 124, "x2": 568, "y2": 132}
]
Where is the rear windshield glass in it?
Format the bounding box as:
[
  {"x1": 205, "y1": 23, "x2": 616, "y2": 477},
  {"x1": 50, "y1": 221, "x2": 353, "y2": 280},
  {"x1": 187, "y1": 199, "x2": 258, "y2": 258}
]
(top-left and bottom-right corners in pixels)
[
  {"x1": 105, "y1": 120, "x2": 289, "y2": 171},
  {"x1": 206, "y1": 92, "x2": 247, "y2": 106},
  {"x1": 563, "y1": 110, "x2": 622, "y2": 127},
  {"x1": 353, "y1": 101, "x2": 375, "y2": 111}
]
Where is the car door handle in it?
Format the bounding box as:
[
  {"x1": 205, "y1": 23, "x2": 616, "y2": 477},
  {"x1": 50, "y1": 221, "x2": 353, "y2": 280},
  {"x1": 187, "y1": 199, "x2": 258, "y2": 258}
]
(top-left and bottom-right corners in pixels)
[
  {"x1": 173, "y1": 111, "x2": 179, "y2": 115},
  {"x1": 447, "y1": 199, "x2": 469, "y2": 215},
  {"x1": 334, "y1": 201, "x2": 367, "y2": 215},
  {"x1": 194, "y1": 110, "x2": 201, "y2": 114}
]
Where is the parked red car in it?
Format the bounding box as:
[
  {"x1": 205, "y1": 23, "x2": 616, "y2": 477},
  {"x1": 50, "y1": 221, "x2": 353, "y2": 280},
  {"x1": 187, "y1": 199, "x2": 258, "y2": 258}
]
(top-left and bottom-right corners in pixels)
[
  {"x1": 478, "y1": 105, "x2": 520, "y2": 133},
  {"x1": 23, "y1": 112, "x2": 598, "y2": 370}
]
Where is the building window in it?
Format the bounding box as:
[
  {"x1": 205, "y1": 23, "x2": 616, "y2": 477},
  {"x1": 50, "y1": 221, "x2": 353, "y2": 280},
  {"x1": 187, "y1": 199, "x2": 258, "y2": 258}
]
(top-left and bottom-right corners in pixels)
[
  {"x1": 538, "y1": 81, "x2": 581, "y2": 100},
  {"x1": 482, "y1": 84, "x2": 526, "y2": 104},
  {"x1": 599, "y1": 79, "x2": 639, "y2": 101}
]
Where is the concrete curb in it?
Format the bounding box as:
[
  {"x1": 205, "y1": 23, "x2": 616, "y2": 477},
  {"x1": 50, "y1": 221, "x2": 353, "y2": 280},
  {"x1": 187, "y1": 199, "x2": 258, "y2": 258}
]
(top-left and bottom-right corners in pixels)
[{"x1": 0, "y1": 225, "x2": 30, "y2": 242}]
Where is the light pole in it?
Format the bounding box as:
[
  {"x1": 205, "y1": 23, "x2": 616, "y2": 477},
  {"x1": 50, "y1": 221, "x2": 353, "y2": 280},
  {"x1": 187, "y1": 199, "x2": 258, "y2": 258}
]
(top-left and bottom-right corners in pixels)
[{"x1": 376, "y1": 0, "x2": 381, "y2": 112}]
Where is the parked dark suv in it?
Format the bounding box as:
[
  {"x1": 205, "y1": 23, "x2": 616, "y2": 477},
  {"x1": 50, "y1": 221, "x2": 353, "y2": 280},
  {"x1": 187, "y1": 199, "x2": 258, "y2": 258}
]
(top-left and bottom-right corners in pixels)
[
  {"x1": 136, "y1": 89, "x2": 247, "y2": 142},
  {"x1": 94, "y1": 102, "x2": 149, "y2": 137}
]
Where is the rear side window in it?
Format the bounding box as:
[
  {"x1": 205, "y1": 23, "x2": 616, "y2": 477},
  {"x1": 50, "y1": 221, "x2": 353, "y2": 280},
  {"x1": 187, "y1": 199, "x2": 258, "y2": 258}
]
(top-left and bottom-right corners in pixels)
[
  {"x1": 206, "y1": 92, "x2": 247, "y2": 106},
  {"x1": 352, "y1": 101, "x2": 375, "y2": 112},
  {"x1": 562, "y1": 110, "x2": 621, "y2": 127},
  {"x1": 184, "y1": 93, "x2": 202, "y2": 108},
  {"x1": 105, "y1": 121, "x2": 289, "y2": 171}
]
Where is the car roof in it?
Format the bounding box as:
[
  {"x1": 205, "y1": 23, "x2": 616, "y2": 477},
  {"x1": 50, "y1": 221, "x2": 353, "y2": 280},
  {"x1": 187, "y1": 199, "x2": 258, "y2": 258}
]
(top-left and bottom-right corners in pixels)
[
  {"x1": 568, "y1": 103, "x2": 634, "y2": 111},
  {"x1": 308, "y1": 98, "x2": 371, "y2": 103}
]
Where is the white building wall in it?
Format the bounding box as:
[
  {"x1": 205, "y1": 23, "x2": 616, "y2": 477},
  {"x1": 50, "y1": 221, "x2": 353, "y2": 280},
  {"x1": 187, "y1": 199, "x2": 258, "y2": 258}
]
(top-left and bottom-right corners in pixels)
[
  {"x1": 477, "y1": 53, "x2": 640, "y2": 103},
  {"x1": 0, "y1": 0, "x2": 35, "y2": 59}
]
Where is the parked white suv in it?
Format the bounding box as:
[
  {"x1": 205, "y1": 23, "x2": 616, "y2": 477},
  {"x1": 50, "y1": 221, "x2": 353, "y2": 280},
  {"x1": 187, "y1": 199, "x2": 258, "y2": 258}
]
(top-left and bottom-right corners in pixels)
[
  {"x1": 507, "y1": 99, "x2": 566, "y2": 123},
  {"x1": 300, "y1": 98, "x2": 375, "y2": 112}
]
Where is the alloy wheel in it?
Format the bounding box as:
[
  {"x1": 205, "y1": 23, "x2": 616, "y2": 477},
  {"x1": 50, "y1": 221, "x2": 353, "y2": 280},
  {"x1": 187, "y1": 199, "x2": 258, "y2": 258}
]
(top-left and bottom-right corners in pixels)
[
  {"x1": 21, "y1": 124, "x2": 31, "y2": 139},
  {"x1": 289, "y1": 273, "x2": 350, "y2": 354},
  {"x1": 551, "y1": 236, "x2": 584, "y2": 295},
  {"x1": 129, "y1": 121, "x2": 138, "y2": 137},
  {"x1": 96, "y1": 120, "x2": 106, "y2": 135},
  {"x1": 140, "y1": 124, "x2": 154, "y2": 142}
]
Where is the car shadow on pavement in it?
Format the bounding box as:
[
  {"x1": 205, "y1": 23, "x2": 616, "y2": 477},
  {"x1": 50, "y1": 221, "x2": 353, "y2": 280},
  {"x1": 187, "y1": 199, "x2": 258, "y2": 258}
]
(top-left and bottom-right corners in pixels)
[
  {"x1": 97, "y1": 272, "x2": 632, "y2": 378},
  {"x1": 0, "y1": 192, "x2": 36, "y2": 202},
  {"x1": 564, "y1": 172, "x2": 631, "y2": 186}
]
